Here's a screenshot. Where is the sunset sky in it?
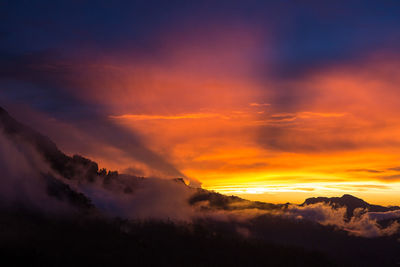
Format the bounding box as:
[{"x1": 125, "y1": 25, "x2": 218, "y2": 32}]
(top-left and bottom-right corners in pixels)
[{"x1": 1, "y1": 1, "x2": 400, "y2": 205}]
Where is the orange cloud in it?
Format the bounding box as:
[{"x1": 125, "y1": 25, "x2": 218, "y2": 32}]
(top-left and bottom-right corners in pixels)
[
  {"x1": 98, "y1": 52, "x2": 400, "y2": 205},
  {"x1": 109, "y1": 113, "x2": 228, "y2": 120}
]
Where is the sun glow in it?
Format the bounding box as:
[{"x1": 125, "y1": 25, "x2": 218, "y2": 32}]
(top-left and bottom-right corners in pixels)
[{"x1": 203, "y1": 180, "x2": 400, "y2": 205}]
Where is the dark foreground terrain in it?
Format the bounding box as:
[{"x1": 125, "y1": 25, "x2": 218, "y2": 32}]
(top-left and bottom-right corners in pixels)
[
  {"x1": 1, "y1": 208, "x2": 400, "y2": 267},
  {"x1": 0, "y1": 211, "x2": 333, "y2": 267}
]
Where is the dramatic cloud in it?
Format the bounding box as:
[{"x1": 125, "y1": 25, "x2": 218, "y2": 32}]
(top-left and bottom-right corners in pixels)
[{"x1": 2, "y1": 0, "x2": 400, "y2": 205}]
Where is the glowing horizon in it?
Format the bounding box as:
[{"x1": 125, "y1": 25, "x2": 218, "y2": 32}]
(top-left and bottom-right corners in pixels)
[{"x1": 97, "y1": 54, "x2": 400, "y2": 206}]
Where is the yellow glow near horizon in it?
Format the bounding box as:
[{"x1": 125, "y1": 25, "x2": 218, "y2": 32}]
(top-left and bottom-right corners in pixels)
[{"x1": 201, "y1": 180, "x2": 400, "y2": 206}]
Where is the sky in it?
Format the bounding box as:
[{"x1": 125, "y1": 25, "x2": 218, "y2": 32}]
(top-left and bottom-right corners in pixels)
[{"x1": 1, "y1": 0, "x2": 400, "y2": 205}]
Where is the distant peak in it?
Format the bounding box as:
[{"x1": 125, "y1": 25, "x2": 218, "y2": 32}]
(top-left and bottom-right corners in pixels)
[
  {"x1": 341, "y1": 194, "x2": 361, "y2": 200},
  {"x1": 341, "y1": 194, "x2": 353, "y2": 197}
]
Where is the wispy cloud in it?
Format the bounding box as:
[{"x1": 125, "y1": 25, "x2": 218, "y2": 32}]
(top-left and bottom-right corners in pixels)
[
  {"x1": 249, "y1": 103, "x2": 271, "y2": 107},
  {"x1": 377, "y1": 174, "x2": 400, "y2": 181},
  {"x1": 109, "y1": 113, "x2": 228, "y2": 120},
  {"x1": 347, "y1": 169, "x2": 384, "y2": 173},
  {"x1": 296, "y1": 111, "x2": 347, "y2": 119}
]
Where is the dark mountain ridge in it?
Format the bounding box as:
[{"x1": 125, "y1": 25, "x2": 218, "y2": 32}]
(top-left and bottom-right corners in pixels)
[
  {"x1": 0, "y1": 106, "x2": 103, "y2": 181},
  {"x1": 303, "y1": 194, "x2": 400, "y2": 218},
  {"x1": 0, "y1": 106, "x2": 146, "y2": 211}
]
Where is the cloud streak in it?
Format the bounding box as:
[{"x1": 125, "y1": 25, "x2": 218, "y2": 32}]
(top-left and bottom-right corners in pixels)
[{"x1": 109, "y1": 113, "x2": 227, "y2": 121}]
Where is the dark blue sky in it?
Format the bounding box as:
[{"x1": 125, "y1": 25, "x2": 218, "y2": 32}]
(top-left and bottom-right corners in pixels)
[{"x1": 2, "y1": 1, "x2": 400, "y2": 71}]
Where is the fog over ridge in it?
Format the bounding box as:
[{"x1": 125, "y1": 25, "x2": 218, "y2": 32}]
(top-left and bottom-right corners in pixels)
[{"x1": 0, "y1": 106, "x2": 399, "y2": 239}]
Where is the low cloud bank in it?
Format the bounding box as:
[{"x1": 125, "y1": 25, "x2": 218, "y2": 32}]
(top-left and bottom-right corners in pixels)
[
  {"x1": 77, "y1": 177, "x2": 195, "y2": 221},
  {"x1": 189, "y1": 202, "x2": 400, "y2": 238},
  {"x1": 0, "y1": 132, "x2": 73, "y2": 213},
  {"x1": 0, "y1": 129, "x2": 399, "y2": 239},
  {"x1": 283, "y1": 203, "x2": 400, "y2": 238}
]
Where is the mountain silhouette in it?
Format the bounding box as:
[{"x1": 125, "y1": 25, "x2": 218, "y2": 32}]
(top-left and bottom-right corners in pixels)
[
  {"x1": 303, "y1": 194, "x2": 400, "y2": 218},
  {"x1": 0, "y1": 107, "x2": 99, "y2": 181},
  {"x1": 0, "y1": 106, "x2": 148, "y2": 194}
]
